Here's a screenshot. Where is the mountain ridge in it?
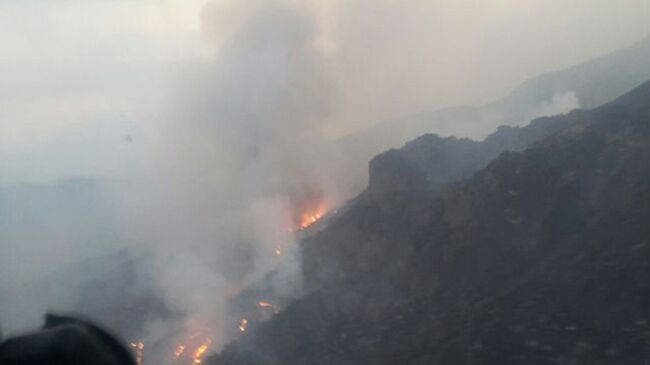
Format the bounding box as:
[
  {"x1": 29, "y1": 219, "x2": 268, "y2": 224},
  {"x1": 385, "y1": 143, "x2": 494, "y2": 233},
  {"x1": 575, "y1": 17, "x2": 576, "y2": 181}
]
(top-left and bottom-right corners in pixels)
[{"x1": 336, "y1": 34, "x2": 650, "y2": 193}]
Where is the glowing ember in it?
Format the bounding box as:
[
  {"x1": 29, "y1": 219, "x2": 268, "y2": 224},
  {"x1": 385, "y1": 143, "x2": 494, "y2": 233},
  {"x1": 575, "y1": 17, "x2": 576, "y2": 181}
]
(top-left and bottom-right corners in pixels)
[
  {"x1": 130, "y1": 342, "x2": 144, "y2": 365},
  {"x1": 239, "y1": 318, "x2": 248, "y2": 332},
  {"x1": 258, "y1": 301, "x2": 280, "y2": 314},
  {"x1": 175, "y1": 345, "x2": 186, "y2": 358}
]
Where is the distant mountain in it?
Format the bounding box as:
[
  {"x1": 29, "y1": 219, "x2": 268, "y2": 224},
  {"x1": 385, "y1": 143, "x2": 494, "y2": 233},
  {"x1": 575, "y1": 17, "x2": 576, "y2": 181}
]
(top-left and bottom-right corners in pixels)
[
  {"x1": 210, "y1": 80, "x2": 650, "y2": 365},
  {"x1": 337, "y1": 35, "x2": 650, "y2": 193}
]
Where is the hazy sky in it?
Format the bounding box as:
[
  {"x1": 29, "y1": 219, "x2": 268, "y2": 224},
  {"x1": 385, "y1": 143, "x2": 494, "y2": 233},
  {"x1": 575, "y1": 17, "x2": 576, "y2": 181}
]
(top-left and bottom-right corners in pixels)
[{"x1": 0, "y1": 0, "x2": 649, "y2": 184}]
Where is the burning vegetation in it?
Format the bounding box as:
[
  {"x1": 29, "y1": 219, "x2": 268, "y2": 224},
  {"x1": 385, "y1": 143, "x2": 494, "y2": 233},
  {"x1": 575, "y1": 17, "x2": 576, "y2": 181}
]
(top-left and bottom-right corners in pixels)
[
  {"x1": 173, "y1": 332, "x2": 213, "y2": 365},
  {"x1": 289, "y1": 185, "x2": 330, "y2": 231},
  {"x1": 258, "y1": 301, "x2": 280, "y2": 314},
  {"x1": 130, "y1": 188, "x2": 333, "y2": 365},
  {"x1": 297, "y1": 205, "x2": 327, "y2": 230}
]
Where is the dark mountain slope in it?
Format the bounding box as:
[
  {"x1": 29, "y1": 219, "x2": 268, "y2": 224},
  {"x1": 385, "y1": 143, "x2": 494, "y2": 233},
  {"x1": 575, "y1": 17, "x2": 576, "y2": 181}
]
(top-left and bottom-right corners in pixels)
[
  {"x1": 302, "y1": 111, "x2": 577, "y2": 294},
  {"x1": 210, "y1": 81, "x2": 650, "y2": 365}
]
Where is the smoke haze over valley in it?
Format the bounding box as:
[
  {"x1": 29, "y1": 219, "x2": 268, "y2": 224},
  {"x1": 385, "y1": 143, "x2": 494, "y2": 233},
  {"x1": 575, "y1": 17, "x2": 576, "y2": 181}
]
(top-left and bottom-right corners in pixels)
[{"x1": 1, "y1": 1, "x2": 650, "y2": 364}]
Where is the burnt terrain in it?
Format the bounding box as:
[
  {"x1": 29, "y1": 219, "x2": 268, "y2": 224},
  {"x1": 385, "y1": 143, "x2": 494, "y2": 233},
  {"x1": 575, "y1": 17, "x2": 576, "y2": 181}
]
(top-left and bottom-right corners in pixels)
[{"x1": 210, "y1": 81, "x2": 650, "y2": 365}]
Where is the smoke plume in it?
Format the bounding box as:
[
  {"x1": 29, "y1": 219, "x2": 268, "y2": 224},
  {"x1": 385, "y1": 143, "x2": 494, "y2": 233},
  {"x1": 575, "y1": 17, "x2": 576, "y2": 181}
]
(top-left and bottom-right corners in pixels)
[
  {"x1": 0, "y1": 1, "x2": 648, "y2": 361},
  {"x1": 116, "y1": 0, "x2": 346, "y2": 352}
]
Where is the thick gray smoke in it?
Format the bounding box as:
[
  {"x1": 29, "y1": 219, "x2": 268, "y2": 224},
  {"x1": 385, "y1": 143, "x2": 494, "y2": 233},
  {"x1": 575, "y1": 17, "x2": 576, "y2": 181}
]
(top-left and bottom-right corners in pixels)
[
  {"x1": 0, "y1": 0, "x2": 347, "y2": 352},
  {"x1": 104, "y1": 0, "x2": 347, "y2": 353}
]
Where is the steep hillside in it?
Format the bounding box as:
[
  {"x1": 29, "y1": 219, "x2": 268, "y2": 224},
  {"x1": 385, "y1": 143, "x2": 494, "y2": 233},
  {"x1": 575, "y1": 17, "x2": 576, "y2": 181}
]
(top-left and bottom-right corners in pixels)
[{"x1": 210, "y1": 81, "x2": 650, "y2": 365}]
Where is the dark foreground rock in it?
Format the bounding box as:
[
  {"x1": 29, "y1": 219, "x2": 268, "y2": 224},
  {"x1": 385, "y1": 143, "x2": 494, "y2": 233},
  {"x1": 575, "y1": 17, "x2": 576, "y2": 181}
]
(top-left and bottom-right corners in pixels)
[{"x1": 0, "y1": 314, "x2": 136, "y2": 365}]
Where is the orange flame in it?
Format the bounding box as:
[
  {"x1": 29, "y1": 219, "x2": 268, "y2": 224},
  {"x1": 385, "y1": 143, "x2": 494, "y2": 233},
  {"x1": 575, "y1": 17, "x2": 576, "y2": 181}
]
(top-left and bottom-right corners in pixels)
[
  {"x1": 289, "y1": 204, "x2": 328, "y2": 232},
  {"x1": 299, "y1": 211, "x2": 323, "y2": 230},
  {"x1": 192, "y1": 339, "x2": 212, "y2": 365}
]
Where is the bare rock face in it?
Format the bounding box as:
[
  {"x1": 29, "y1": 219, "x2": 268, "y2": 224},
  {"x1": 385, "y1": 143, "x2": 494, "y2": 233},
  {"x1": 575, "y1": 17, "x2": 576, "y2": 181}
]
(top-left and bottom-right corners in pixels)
[{"x1": 210, "y1": 81, "x2": 650, "y2": 365}]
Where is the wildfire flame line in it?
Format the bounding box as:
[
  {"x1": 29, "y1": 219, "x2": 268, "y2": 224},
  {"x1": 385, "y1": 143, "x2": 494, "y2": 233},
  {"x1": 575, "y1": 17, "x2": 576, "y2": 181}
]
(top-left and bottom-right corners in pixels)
[
  {"x1": 192, "y1": 339, "x2": 212, "y2": 365},
  {"x1": 288, "y1": 204, "x2": 328, "y2": 232},
  {"x1": 258, "y1": 301, "x2": 280, "y2": 314},
  {"x1": 300, "y1": 212, "x2": 323, "y2": 230},
  {"x1": 173, "y1": 333, "x2": 212, "y2": 365}
]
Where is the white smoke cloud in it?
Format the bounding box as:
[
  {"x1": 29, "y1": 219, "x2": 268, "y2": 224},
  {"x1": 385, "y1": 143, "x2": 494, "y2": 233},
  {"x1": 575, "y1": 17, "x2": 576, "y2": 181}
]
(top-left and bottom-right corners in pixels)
[
  {"x1": 108, "y1": 0, "x2": 347, "y2": 351},
  {"x1": 526, "y1": 91, "x2": 581, "y2": 122}
]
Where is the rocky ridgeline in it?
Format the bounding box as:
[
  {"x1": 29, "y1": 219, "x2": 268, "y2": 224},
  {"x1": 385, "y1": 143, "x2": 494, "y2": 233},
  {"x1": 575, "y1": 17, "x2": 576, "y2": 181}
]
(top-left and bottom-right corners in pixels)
[{"x1": 210, "y1": 81, "x2": 650, "y2": 365}]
